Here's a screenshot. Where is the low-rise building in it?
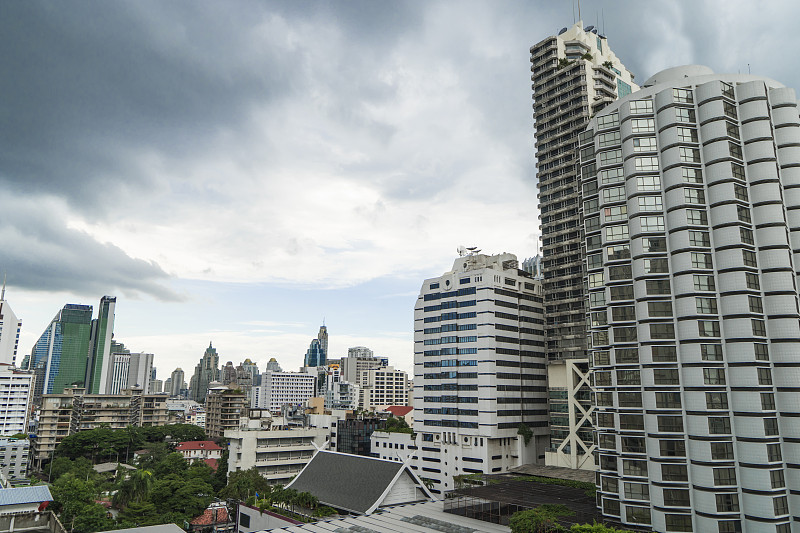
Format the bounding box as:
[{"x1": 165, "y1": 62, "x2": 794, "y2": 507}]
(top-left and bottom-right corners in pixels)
[
  {"x1": 358, "y1": 366, "x2": 408, "y2": 412},
  {"x1": 175, "y1": 440, "x2": 223, "y2": 464},
  {"x1": 32, "y1": 387, "x2": 169, "y2": 469},
  {"x1": 0, "y1": 437, "x2": 29, "y2": 484},
  {"x1": 225, "y1": 415, "x2": 327, "y2": 484}
]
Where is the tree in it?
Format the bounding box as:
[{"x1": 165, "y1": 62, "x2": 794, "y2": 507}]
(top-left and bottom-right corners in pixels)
[
  {"x1": 212, "y1": 450, "x2": 229, "y2": 492},
  {"x1": 384, "y1": 416, "x2": 412, "y2": 434},
  {"x1": 50, "y1": 474, "x2": 98, "y2": 526},
  {"x1": 70, "y1": 503, "x2": 114, "y2": 533},
  {"x1": 117, "y1": 501, "x2": 162, "y2": 528},
  {"x1": 152, "y1": 452, "x2": 188, "y2": 478},
  {"x1": 509, "y1": 505, "x2": 574, "y2": 533},
  {"x1": 570, "y1": 524, "x2": 635, "y2": 532},
  {"x1": 219, "y1": 467, "x2": 271, "y2": 502}
]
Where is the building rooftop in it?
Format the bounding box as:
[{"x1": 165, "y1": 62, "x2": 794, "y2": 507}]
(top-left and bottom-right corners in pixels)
[
  {"x1": 286, "y1": 450, "x2": 432, "y2": 515},
  {"x1": 0, "y1": 485, "x2": 53, "y2": 507},
  {"x1": 383, "y1": 405, "x2": 413, "y2": 417},
  {"x1": 102, "y1": 525, "x2": 185, "y2": 533},
  {"x1": 257, "y1": 501, "x2": 509, "y2": 533},
  {"x1": 175, "y1": 440, "x2": 222, "y2": 451},
  {"x1": 93, "y1": 462, "x2": 136, "y2": 474},
  {"x1": 507, "y1": 463, "x2": 595, "y2": 483},
  {"x1": 190, "y1": 505, "x2": 230, "y2": 526}
]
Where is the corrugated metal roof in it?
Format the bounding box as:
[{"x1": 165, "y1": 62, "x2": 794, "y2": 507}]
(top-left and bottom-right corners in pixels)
[{"x1": 0, "y1": 486, "x2": 53, "y2": 506}]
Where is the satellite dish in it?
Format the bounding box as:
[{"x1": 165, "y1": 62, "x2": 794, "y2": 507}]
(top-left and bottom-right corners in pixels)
[
  {"x1": 457, "y1": 246, "x2": 468, "y2": 257},
  {"x1": 584, "y1": 25, "x2": 594, "y2": 32},
  {"x1": 558, "y1": 27, "x2": 567, "y2": 35}
]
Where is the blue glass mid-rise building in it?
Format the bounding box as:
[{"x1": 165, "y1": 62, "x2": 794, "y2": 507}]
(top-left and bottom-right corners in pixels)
[{"x1": 304, "y1": 339, "x2": 326, "y2": 367}]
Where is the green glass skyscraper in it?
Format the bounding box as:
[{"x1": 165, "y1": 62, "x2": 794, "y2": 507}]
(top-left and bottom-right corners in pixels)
[{"x1": 85, "y1": 296, "x2": 116, "y2": 394}]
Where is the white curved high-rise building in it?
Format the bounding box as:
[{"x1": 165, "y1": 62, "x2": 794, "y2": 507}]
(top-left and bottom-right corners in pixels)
[{"x1": 582, "y1": 65, "x2": 800, "y2": 532}]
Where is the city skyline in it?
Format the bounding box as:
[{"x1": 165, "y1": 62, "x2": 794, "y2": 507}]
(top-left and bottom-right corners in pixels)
[{"x1": 4, "y1": 1, "x2": 800, "y2": 377}]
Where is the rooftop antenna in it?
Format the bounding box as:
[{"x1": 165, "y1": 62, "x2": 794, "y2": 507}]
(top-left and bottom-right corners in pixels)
[
  {"x1": 748, "y1": 63, "x2": 751, "y2": 74},
  {"x1": 578, "y1": 0, "x2": 581, "y2": 23},
  {"x1": 602, "y1": 8, "x2": 605, "y2": 35},
  {"x1": 1, "y1": 273, "x2": 5, "y2": 301},
  {"x1": 572, "y1": 0, "x2": 575, "y2": 24}
]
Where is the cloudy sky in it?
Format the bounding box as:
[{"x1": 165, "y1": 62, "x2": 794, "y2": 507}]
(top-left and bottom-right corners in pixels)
[{"x1": 3, "y1": 1, "x2": 799, "y2": 378}]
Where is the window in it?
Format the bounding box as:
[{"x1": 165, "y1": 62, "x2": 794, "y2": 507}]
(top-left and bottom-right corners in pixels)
[
  {"x1": 641, "y1": 216, "x2": 665, "y2": 231},
  {"x1": 645, "y1": 237, "x2": 667, "y2": 252},
  {"x1": 587, "y1": 235, "x2": 602, "y2": 251},
  {"x1": 703, "y1": 368, "x2": 726, "y2": 385},
  {"x1": 658, "y1": 415, "x2": 684, "y2": 433},
  {"x1": 662, "y1": 464, "x2": 688, "y2": 481},
  {"x1": 601, "y1": 476, "x2": 618, "y2": 493},
  {"x1": 711, "y1": 442, "x2": 734, "y2": 460},
  {"x1": 618, "y1": 392, "x2": 642, "y2": 407},
  {"x1": 686, "y1": 209, "x2": 707, "y2": 225},
  {"x1": 584, "y1": 180, "x2": 598, "y2": 196},
  {"x1": 682, "y1": 167, "x2": 703, "y2": 183},
  {"x1": 752, "y1": 319, "x2": 766, "y2": 337},
  {"x1": 694, "y1": 274, "x2": 715, "y2": 291},
  {"x1": 743, "y1": 250, "x2": 757, "y2": 267},
  {"x1": 617, "y1": 369, "x2": 641, "y2": 384},
  {"x1": 767, "y1": 443, "x2": 782, "y2": 462},
  {"x1": 716, "y1": 494, "x2": 740, "y2": 512},
  {"x1": 718, "y1": 521, "x2": 742, "y2": 533},
  {"x1": 585, "y1": 216, "x2": 601, "y2": 233},
  {"x1": 650, "y1": 323, "x2": 675, "y2": 339},
  {"x1": 755, "y1": 343, "x2": 769, "y2": 360},
  {"x1": 630, "y1": 99, "x2": 654, "y2": 114},
  {"x1": 680, "y1": 147, "x2": 701, "y2": 163},
  {"x1": 622, "y1": 436, "x2": 645, "y2": 453},
  {"x1": 603, "y1": 186, "x2": 626, "y2": 203},
  {"x1": 699, "y1": 320, "x2": 720, "y2": 337},
  {"x1": 673, "y1": 88, "x2": 693, "y2": 103},
  {"x1": 684, "y1": 188, "x2": 705, "y2": 204},
  {"x1": 708, "y1": 417, "x2": 732, "y2": 434},
  {"x1": 612, "y1": 306, "x2": 636, "y2": 321},
  {"x1": 604, "y1": 205, "x2": 628, "y2": 221},
  {"x1": 732, "y1": 163, "x2": 746, "y2": 181},
  {"x1": 652, "y1": 346, "x2": 677, "y2": 362},
  {"x1": 700, "y1": 344, "x2": 722, "y2": 361},
  {"x1": 770, "y1": 469, "x2": 785, "y2": 488},
  {"x1": 639, "y1": 196, "x2": 663, "y2": 211},
  {"x1": 734, "y1": 184, "x2": 748, "y2": 201},
  {"x1": 646, "y1": 279, "x2": 671, "y2": 295},
  {"x1": 607, "y1": 244, "x2": 630, "y2": 261},
  {"x1": 746, "y1": 272, "x2": 760, "y2": 290},
  {"x1": 602, "y1": 498, "x2": 620, "y2": 517},
  {"x1": 619, "y1": 414, "x2": 644, "y2": 431},
  {"x1": 588, "y1": 272, "x2": 605, "y2": 288},
  {"x1": 740, "y1": 227, "x2": 754, "y2": 245},
  {"x1": 634, "y1": 156, "x2": 659, "y2": 171},
  {"x1": 606, "y1": 224, "x2": 629, "y2": 241},
  {"x1": 609, "y1": 265, "x2": 632, "y2": 280},
  {"x1": 599, "y1": 167, "x2": 624, "y2": 184},
  {"x1": 625, "y1": 506, "x2": 651, "y2": 525},
  {"x1": 676, "y1": 108, "x2": 696, "y2": 123},
  {"x1": 729, "y1": 141, "x2": 743, "y2": 160},
  {"x1": 595, "y1": 371, "x2": 612, "y2": 386},
  {"x1": 587, "y1": 253, "x2": 603, "y2": 270},
  {"x1": 762, "y1": 392, "x2": 776, "y2": 411},
  {"x1": 691, "y1": 252, "x2": 714, "y2": 269},
  {"x1": 614, "y1": 327, "x2": 638, "y2": 343},
  {"x1": 655, "y1": 392, "x2": 682, "y2": 408},
  {"x1": 598, "y1": 131, "x2": 621, "y2": 148},
  {"x1": 644, "y1": 258, "x2": 669, "y2": 273},
  {"x1": 654, "y1": 368, "x2": 680, "y2": 385},
  {"x1": 585, "y1": 198, "x2": 599, "y2": 214},
  {"x1": 723, "y1": 101, "x2": 737, "y2": 119},
  {"x1": 689, "y1": 230, "x2": 710, "y2": 247},
  {"x1": 663, "y1": 489, "x2": 690, "y2": 507},
  {"x1": 677, "y1": 127, "x2": 698, "y2": 142},
  {"x1": 623, "y1": 459, "x2": 648, "y2": 476},
  {"x1": 633, "y1": 137, "x2": 657, "y2": 152},
  {"x1": 774, "y1": 496, "x2": 789, "y2": 516},
  {"x1": 591, "y1": 311, "x2": 608, "y2": 327},
  {"x1": 660, "y1": 440, "x2": 686, "y2": 457},
  {"x1": 706, "y1": 392, "x2": 728, "y2": 409},
  {"x1": 616, "y1": 348, "x2": 639, "y2": 363},
  {"x1": 648, "y1": 301, "x2": 673, "y2": 317},
  {"x1": 590, "y1": 291, "x2": 606, "y2": 307},
  {"x1": 597, "y1": 112, "x2": 619, "y2": 129},
  {"x1": 696, "y1": 297, "x2": 718, "y2": 314},
  {"x1": 721, "y1": 82, "x2": 735, "y2": 99},
  {"x1": 636, "y1": 175, "x2": 661, "y2": 191},
  {"x1": 714, "y1": 468, "x2": 737, "y2": 486},
  {"x1": 631, "y1": 118, "x2": 655, "y2": 133},
  {"x1": 599, "y1": 149, "x2": 623, "y2": 166},
  {"x1": 757, "y1": 367, "x2": 772, "y2": 385}
]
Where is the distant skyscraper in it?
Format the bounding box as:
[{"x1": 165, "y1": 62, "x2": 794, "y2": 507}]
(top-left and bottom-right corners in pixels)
[
  {"x1": 303, "y1": 339, "x2": 325, "y2": 367},
  {"x1": 85, "y1": 296, "x2": 116, "y2": 394},
  {"x1": 317, "y1": 323, "x2": 328, "y2": 361},
  {"x1": 582, "y1": 65, "x2": 800, "y2": 533},
  {"x1": 0, "y1": 281, "x2": 22, "y2": 366},
  {"x1": 221, "y1": 361, "x2": 237, "y2": 386},
  {"x1": 189, "y1": 342, "x2": 219, "y2": 403},
  {"x1": 28, "y1": 303, "x2": 93, "y2": 404},
  {"x1": 169, "y1": 368, "x2": 185, "y2": 397},
  {"x1": 265, "y1": 358, "x2": 282, "y2": 372}
]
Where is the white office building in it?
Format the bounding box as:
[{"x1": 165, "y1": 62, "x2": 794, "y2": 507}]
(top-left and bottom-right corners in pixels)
[
  {"x1": 341, "y1": 347, "x2": 387, "y2": 384},
  {"x1": 0, "y1": 284, "x2": 22, "y2": 367},
  {"x1": 252, "y1": 371, "x2": 316, "y2": 413},
  {"x1": 0, "y1": 365, "x2": 32, "y2": 436},
  {"x1": 358, "y1": 366, "x2": 408, "y2": 412},
  {"x1": 582, "y1": 65, "x2": 800, "y2": 532},
  {"x1": 372, "y1": 253, "x2": 547, "y2": 494},
  {"x1": 107, "y1": 351, "x2": 154, "y2": 394}
]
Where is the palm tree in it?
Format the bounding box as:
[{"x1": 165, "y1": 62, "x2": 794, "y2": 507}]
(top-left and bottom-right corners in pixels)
[{"x1": 130, "y1": 468, "x2": 153, "y2": 503}]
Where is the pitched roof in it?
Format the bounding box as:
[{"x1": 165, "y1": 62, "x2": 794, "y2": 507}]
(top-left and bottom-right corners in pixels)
[
  {"x1": 286, "y1": 450, "x2": 431, "y2": 515},
  {"x1": 176, "y1": 440, "x2": 222, "y2": 451},
  {"x1": 203, "y1": 458, "x2": 219, "y2": 471},
  {"x1": 0, "y1": 486, "x2": 53, "y2": 506},
  {"x1": 384, "y1": 405, "x2": 413, "y2": 416},
  {"x1": 190, "y1": 506, "x2": 229, "y2": 526}
]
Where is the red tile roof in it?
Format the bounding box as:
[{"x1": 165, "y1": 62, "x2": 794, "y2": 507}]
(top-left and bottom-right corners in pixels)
[
  {"x1": 204, "y1": 458, "x2": 219, "y2": 471},
  {"x1": 176, "y1": 440, "x2": 222, "y2": 451},
  {"x1": 384, "y1": 405, "x2": 413, "y2": 416},
  {"x1": 190, "y1": 506, "x2": 229, "y2": 526}
]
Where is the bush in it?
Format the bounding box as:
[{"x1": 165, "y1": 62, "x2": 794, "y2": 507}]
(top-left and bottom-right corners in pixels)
[{"x1": 510, "y1": 505, "x2": 574, "y2": 533}]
